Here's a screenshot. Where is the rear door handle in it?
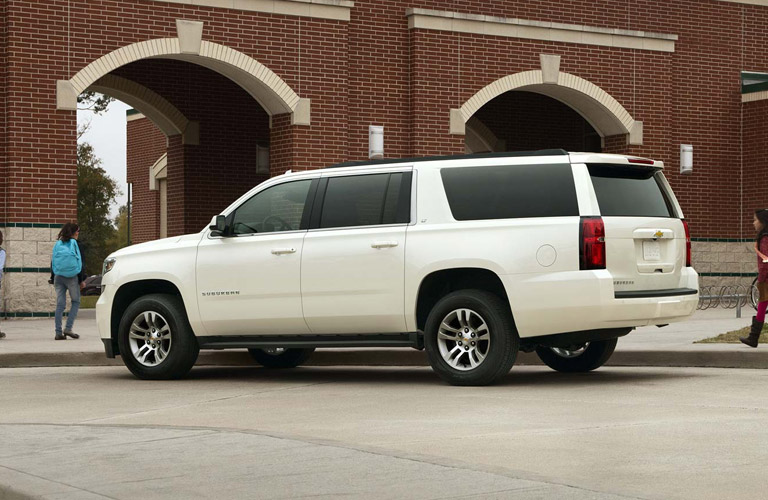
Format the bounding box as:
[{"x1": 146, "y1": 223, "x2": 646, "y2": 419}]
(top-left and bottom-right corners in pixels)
[
  {"x1": 371, "y1": 241, "x2": 399, "y2": 249},
  {"x1": 271, "y1": 248, "x2": 296, "y2": 255}
]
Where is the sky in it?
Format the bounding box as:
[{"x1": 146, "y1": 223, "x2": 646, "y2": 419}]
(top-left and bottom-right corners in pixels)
[{"x1": 77, "y1": 99, "x2": 132, "y2": 218}]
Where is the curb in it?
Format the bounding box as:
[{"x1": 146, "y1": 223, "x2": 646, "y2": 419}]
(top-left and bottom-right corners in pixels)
[{"x1": 2, "y1": 349, "x2": 768, "y2": 369}]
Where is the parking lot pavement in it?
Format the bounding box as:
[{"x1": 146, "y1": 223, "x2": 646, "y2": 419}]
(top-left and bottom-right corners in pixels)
[{"x1": 1, "y1": 364, "x2": 767, "y2": 499}]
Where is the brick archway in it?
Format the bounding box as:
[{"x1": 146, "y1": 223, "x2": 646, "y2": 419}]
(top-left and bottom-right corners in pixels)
[
  {"x1": 452, "y1": 69, "x2": 642, "y2": 146},
  {"x1": 57, "y1": 37, "x2": 309, "y2": 125},
  {"x1": 89, "y1": 75, "x2": 198, "y2": 145}
]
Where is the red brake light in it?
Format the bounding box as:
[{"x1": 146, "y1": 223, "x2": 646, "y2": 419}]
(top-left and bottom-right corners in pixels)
[
  {"x1": 580, "y1": 217, "x2": 606, "y2": 270},
  {"x1": 627, "y1": 158, "x2": 655, "y2": 165},
  {"x1": 682, "y1": 220, "x2": 692, "y2": 267}
]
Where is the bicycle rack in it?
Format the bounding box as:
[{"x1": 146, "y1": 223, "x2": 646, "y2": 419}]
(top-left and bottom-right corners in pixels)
[{"x1": 697, "y1": 284, "x2": 754, "y2": 318}]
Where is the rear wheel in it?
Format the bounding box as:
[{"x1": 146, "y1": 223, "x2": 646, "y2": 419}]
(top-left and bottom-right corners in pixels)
[
  {"x1": 535, "y1": 338, "x2": 617, "y2": 373},
  {"x1": 118, "y1": 294, "x2": 199, "y2": 380},
  {"x1": 247, "y1": 347, "x2": 314, "y2": 368},
  {"x1": 751, "y1": 277, "x2": 759, "y2": 310},
  {"x1": 424, "y1": 289, "x2": 518, "y2": 386}
]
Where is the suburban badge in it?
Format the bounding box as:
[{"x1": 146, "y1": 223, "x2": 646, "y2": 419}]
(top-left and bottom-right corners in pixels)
[{"x1": 201, "y1": 290, "x2": 240, "y2": 297}]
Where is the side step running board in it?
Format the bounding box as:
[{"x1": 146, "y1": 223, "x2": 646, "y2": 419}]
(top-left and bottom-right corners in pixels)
[{"x1": 197, "y1": 332, "x2": 424, "y2": 350}]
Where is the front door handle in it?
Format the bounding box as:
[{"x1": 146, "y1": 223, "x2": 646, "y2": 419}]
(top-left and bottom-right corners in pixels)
[
  {"x1": 371, "y1": 241, "x2": 399, "y2": 249},
  {"x1": 271, "y1": 248, "x2": 296, "y2": 255}
]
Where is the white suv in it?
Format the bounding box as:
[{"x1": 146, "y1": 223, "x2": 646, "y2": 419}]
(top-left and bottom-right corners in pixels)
[{"x1": 96, "y1": 150, "x2": 698, "y2": 385}]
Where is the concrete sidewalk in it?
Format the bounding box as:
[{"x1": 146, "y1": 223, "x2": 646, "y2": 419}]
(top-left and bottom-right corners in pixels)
[{"x1": 0, "y1": 307, "x2": 766, "y2": 369}]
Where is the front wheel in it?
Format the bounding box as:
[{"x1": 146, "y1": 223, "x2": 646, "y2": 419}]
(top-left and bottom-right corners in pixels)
[
  {"x1": 247, "y1": 347, "x2": 314, "y2": 368},
  {"x1": 535, "y1": 338, "x2": 617, "y2": 373},
  {"x1": 118, "y1": 294, "x2": 199, "y2": 380},
  {"x1": 424, "y1": 290, "x2": 518, "y2": 386}
]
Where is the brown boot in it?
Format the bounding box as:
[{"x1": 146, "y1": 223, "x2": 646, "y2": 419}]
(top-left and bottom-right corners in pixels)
[{"x1": 740, "y1": 316, "x2": 763, "y2": 348}]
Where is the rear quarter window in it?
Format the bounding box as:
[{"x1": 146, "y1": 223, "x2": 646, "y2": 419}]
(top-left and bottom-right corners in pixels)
[
  {"x1": 588, "y1": 164, "x2": 676, "y2": 218},
  {"x1": 440, "y1": 163, "x2": 579, "y2": 220}
]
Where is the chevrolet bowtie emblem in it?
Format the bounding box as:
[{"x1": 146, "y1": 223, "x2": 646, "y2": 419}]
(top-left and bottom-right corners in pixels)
[{"x1": 654, "y1": 230, "x2": 664, "y2": 238}]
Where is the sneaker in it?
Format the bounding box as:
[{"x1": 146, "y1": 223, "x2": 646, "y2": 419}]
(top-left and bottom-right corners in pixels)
[
  {"x1": 63, "y1": 329, "x2": 79, "y2": 339},
  {"x1": 55, "y1": 334, "x2": 66, "y2": 340}
]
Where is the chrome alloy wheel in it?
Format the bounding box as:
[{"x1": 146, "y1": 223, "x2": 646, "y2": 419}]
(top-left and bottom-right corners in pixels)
[
  {"x1": 437, "y1": 308, "x2": 490, "y2": 371},
  {"x1": 128, "y1": 311, "x2": 172, "y2": 367},
  {"x1": 550, "y1": 344, "x2": 589, "y2": 358}
]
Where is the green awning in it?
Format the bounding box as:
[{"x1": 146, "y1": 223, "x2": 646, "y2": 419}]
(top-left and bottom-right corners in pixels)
[{"x1": 742, "y1": 72, "x2": 768, "y2": 94}]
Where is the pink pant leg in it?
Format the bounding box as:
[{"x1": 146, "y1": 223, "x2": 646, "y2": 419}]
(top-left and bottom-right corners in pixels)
[{"x1": 757, "y1": 301, "x2": 768, "y2": 322}]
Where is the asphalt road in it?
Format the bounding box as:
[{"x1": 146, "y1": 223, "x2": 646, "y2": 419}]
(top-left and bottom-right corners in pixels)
[{"x1": 1, "y1": 365, "x2": 767, "y2": 499}]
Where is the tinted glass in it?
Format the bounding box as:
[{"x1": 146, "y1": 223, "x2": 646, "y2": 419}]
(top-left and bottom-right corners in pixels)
[
  {"x1": 440, "y1": 164, "x2": 578, "y2": 220},
  {"x1": 588, "y1": 165, "x2": 674, "y2": 217},
  {"x1": 231, "y1": 180, "x2": 312, "y2": 235},
  {"x1": 320, "y1": 173, "x2": 407, "y2": 229}
]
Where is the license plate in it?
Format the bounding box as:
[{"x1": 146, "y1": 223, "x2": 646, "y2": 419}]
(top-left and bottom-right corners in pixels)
[{"x1": 643, "y1": 241, "x2": 661, "y2": 261}]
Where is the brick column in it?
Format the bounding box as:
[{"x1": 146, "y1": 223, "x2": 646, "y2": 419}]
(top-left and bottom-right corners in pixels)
[
  {"x1": 166, "y1": 136, "x2": 187, "y2": 237},
  {"x1": 1, "y1": 1, "x2": 77, "y2": 316}
]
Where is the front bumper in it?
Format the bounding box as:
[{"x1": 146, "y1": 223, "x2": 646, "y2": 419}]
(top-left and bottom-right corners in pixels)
[{"x1": 95, "y1": 285, "x2": 117, "y2": 357}]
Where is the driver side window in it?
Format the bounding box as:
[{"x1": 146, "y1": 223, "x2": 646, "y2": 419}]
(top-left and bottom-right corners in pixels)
[{"x1": 231, "y1": 180, "x2": 312, "y2": 235}]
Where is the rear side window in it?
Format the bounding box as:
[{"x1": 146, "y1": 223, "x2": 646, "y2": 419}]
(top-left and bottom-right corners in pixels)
[
  {"x1": 319, "y1": 172, "x2": 411, "y2": 229},
  {"x1": 440, "y1": 164, "x2": 578, "y2": 220},
  {"x1": 588, "y1": 165, "x2": 675, "y2": 218}
]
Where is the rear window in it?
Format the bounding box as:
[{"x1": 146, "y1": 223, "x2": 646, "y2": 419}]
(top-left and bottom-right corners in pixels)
[
  {"x1": 588, "y1": 165, "x2": 675, "y2": 218},
  {"x1": 440, "y1": 164, "x2": 578, "y2": 221}
]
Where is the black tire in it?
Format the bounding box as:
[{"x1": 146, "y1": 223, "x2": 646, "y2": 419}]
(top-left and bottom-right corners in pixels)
[
  {"x1": 247, "y1": 348, "x2": 315, "y2": 368},
  {"x1": 535, "y1": 338, "x2": 617, "y2": 373},
  {"x1": 424, "y1": 289, "x2": 518, "y2": 386},
  {"x1": 751, "y1": 277, "x2": 759, "y2": 310},
  {"x1": 118, "y1": 294, "x2": 199, "y2": 380}
]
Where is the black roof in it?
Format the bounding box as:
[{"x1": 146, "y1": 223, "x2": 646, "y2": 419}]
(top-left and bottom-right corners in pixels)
[{"x1": 325, "y1": 149, "x2": 569, "y2": 169}]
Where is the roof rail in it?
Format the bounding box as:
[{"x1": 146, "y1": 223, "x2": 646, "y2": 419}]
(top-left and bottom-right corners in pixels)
[{"x1": 325, "y1": 149, "x2": 569, "y2": 169}]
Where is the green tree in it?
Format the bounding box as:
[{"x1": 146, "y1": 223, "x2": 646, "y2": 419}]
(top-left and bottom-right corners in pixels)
[
  {"x1": 77, "y1": 140, "x2": 121, "y2": 275},
  {"x1": 77, "y1": 91, "x2": 114, "y2": 114},
  {"x1": 106, "y1": 205, "x2": 130, "y2": 254}
]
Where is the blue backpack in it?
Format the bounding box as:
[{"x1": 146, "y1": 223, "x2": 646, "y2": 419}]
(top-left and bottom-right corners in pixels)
[{"x1": 52, "y1": 240, "x2": 82, "y2": 278}]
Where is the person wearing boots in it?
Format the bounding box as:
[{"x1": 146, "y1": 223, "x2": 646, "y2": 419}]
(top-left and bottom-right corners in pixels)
[{"x1": 742, "y1": 209, "x2": 768, "y2": 347}]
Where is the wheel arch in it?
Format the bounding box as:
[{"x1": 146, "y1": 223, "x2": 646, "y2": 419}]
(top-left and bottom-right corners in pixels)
[
  {"x1": 415, "y1": 267, "x2": 513, "y2": 332},
  {"x1": 109, "y1": 279, "x2": 185, "y2": 355}
]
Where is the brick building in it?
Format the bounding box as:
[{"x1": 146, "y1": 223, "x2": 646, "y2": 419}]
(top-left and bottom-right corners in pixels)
[{"x1": 1, "y1": 0, "x2": 768, "y2": 315}]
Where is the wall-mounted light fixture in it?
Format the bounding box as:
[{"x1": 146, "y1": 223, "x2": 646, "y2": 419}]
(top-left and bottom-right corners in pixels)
[
  {"x1": 369, "y1": 125, "x2": 384, "y2": 159},
  {"x1": 680, "y1": 144, "x2": 693, "y2": 175}
]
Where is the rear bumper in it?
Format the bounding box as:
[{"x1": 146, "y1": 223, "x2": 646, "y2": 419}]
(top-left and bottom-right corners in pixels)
[
  {"x1": 614, "y1": 288, "x2": 697, "y2": 299},
  {"x1": 598, "y1": 291, "x2": 698, "y2": 326},
  {"x1": 504, "y1": 269, "x2": 699, "y2": 338}
]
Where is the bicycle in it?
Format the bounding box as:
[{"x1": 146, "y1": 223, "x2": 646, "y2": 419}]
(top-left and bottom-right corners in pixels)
[{"x1": 750, "y1": 277, "x2": 760, "y2": 310}]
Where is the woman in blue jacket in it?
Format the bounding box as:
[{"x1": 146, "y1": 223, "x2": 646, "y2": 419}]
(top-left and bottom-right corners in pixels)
[{"x1": 51, "y1": 223, "x2": 85, "y2": 340}]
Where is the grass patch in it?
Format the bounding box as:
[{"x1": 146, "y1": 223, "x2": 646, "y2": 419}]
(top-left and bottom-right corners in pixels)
[
  {"x1": 79, "y1": 296, "x2": 99, "y2": 309},
  {"x1": 696, "y1": 325, "x2": 768, "y2": 344}
]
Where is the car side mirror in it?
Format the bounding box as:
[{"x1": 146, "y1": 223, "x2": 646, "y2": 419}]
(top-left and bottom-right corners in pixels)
[{"x1": 209, "y1": 215, "x2": 228, "y2": 237}]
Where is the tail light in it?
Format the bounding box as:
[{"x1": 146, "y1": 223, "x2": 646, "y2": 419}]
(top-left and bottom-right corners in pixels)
[
  {"x1": 682, "y1": 220, "x2": 692, "y2": 267},
  {"x1": 580, "y1": 217, "x2": 606, "y2": 270}
]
